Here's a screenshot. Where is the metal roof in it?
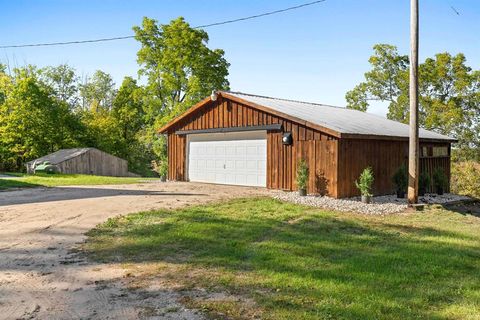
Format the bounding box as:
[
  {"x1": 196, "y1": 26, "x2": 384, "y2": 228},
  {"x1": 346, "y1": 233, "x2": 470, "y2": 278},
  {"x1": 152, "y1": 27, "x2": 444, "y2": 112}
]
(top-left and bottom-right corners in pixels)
[
  {"x1": 27, "y1": 148, "x2": 93, "y2": 165},
  {"x1": 225, "y1": 91, "x2": 455, "y2": 141}
]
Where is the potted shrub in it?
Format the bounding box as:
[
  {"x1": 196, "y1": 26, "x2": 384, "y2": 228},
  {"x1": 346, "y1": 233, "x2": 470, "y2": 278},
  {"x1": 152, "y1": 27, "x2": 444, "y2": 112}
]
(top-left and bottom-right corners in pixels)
[
  {"x1": 296, "y1": 159, "x2": 309, "y2": 196},
  {"x1": 418, "y1": 171, "x2": 431, "y2": 196},
  {"x1": 433, "y1": 168, "x2": 447, "y2": 195},
  {"x1": 355, "y1": 167, "x2": 374, "y2": 203},
  {"x1": 392, "y1": 164, "x2": 408, "y2": 198}
]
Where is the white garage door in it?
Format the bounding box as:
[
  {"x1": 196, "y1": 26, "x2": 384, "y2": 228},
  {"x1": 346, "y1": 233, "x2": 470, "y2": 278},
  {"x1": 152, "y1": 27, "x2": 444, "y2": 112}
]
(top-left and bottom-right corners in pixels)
[{"x1": 187, "y1": 131, "x2": 267, "y2": 187}]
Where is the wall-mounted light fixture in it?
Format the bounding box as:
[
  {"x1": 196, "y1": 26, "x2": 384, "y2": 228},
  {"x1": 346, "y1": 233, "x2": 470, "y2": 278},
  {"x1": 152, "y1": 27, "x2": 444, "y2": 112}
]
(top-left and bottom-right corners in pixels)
[
  {"x1": 282, "y1": 132, "x2": 293, "y2": 145},
  {"x1": 211, "y1": 90, "x2": 218, "y2": 101}
]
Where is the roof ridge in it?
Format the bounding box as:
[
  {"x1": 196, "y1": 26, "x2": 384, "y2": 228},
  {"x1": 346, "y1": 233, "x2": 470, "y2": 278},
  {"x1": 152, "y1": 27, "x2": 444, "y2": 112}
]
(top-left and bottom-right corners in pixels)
[
  {"x1": 224, "y1": 91, "x2": 450, "y2": 132},
  {"x1": 223, "y1": 91, "x2": 345, "y2": 110}
]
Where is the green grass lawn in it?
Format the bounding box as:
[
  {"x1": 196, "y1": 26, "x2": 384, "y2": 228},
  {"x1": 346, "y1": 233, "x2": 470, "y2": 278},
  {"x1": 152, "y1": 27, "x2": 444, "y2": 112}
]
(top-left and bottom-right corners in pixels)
[
  {"x1": 85, "y1": 198, "x2": 480, "y2": 320},
  {"x1": 0, "y1": 173, "x2": 157, "y2": 190}
]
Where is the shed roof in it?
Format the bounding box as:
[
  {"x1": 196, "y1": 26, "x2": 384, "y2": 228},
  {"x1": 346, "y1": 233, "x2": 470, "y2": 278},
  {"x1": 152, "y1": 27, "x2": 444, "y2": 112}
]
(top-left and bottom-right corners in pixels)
[
  {"x1": 27, "y1": 148, "x2": 93, "y2": 165},
  {"x1": 159, "y1": 91, "x2": 456, "y2": 142}
]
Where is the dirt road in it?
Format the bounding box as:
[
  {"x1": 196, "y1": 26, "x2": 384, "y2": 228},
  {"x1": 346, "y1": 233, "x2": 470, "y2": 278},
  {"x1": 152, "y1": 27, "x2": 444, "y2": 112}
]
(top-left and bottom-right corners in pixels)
[{"x1": 0, "y1": 182, "x2": 265, "y2": 319}]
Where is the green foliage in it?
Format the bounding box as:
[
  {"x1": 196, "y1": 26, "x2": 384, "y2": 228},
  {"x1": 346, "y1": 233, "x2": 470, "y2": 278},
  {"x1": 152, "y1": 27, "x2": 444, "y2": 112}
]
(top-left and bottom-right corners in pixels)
[
  {"x1": 346, "y1": 44, "x2": 409, "y2": 114},
  {"x1": 79, "y1": 70, "x2": 116, "y2": 112},
  {"x1": 451, "y1": 161, "x2": 480, "y2": 198},
  {"x1": 40, "y1": 64, "x2": 79, "y2": 106},
  {"x1": 157, "y1": 158, "x2": 168, "y2": 178},
  {"x1": 392, "y1": 164, "x2": 408, "y2": 192},
  {"x1": 355, "y1": 167, "x2": 374, "y2": 196},
  {"x1": 296, "y1": 159, "x2": 309, "y2": 190},
  {"x1": 433, "y1": 168, "x2": 448, "y2": 190},
  {"x1": 0, "y1": 67, "x2": 85, "y2": 171},
  {"x1": 0, "y1": 177, "x2": 40, "y2": 190},
  {"x1": 452, "y1": 147, "x2": 480, "y2": 163},
  {"x1": 133, "y1": 16, "x2": 230, "y2": 159},
  {"x1": 85, "y1": 198, "x2": 480, "y2": 319},
  {"x1": 0, "y1": 17, "x2": 230, "y2": 175},
  {"x1": 346, "y1": 44, "x2": 480, "y2": 158},
  {"x1": 0, "y1": 173, "x2": 156, "y2": 190},
  {"x1": 419, "y1": 171, "x2": 431, "y2": 193}
]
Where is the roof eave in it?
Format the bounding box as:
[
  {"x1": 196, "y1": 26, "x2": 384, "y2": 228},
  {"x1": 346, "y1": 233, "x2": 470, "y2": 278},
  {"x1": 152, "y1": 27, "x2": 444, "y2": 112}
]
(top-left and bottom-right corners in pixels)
[
  {"x1": 158, "y1": 96, "x2": 213, "y2": 134},
  {"x1": 218, "y1": 92, "x2": 343, "y2": 138},
  {"x1": 157, "y1": 92, "x2": 457, "y2": 143},
  {"x1": 158, "y1": 92, "x2": 343, "y2": 138},
  {"x1": 341, "y1": 133, "x2": 457, "y2": 143}
]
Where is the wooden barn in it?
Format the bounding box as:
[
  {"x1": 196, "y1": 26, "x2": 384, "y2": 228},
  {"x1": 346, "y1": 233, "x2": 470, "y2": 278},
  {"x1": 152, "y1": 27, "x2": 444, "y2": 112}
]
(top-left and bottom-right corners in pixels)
[
  {"x1": 159, "y1": 91, "x2": 455, "y2": 198},
  {"x1": 26, "y1": 148, "x2": 133, "y2": 177}
]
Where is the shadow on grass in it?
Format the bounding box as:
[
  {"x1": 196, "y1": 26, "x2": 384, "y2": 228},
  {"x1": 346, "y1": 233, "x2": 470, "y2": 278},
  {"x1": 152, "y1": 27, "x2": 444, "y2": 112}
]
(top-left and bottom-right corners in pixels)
[
  {"x1": 443, "y1": 200, "x2": 480, "y2": 217},
  {"x1": 86, "y1": 199, "x2": 480, "y2": 319},
  {"x1": 0, "y1": 179, "x2": 40, "y2": 190},
  {"x1": 0, "y1": 186, "x2": 205, "y2": 206}
]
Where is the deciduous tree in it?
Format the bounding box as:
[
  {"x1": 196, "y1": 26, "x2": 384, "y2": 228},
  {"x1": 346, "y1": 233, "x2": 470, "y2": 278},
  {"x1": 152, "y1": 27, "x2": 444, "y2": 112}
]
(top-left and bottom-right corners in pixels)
[
  {"x1": 346, "y1": 44, "x2": 480, "y2": 159},
  {"x1": 133, "y1": 17, "x2": 230, "y2": 159}
]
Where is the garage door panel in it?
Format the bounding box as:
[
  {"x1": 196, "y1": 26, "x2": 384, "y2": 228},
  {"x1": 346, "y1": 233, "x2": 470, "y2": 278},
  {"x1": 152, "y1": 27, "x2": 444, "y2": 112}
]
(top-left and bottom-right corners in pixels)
[
  {"x1": 235, "y1": 175, "x2": 247, "y2": 185},
  {"x1": 206, "y1": 160, "x2": 214, "y2": 168},
  {"x1": 225, "y1": 160, "x2": 235, "y2": 169},
  {"x1": 215, "y1": 173, "x2": 226, "y2": 183},
  {"x1": 236, "y1": 146, "x2": 246, "y2": 155},
  {"x1": 235, "y1": 160, "x2": 245, "y2": 169},
  {"x1": 258, "y1": 160, "x2": 266, "y2": 170},
  {"x1": 188, "y1": 132, "x2": 266, "y2": 187}
]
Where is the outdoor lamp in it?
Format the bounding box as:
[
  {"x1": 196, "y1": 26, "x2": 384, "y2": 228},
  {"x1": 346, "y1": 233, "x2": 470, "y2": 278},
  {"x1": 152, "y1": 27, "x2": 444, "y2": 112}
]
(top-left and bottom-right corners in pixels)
[{"x1": 282, "y1": 132, "x2": 293, "y2": 145}]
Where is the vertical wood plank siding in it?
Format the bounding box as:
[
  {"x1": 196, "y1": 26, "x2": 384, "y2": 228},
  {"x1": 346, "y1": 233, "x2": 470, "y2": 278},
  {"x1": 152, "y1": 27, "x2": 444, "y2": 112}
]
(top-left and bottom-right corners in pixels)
[
  {"x1": 165, "y1": 98, "x2": 339, "y2": 196},
  {"x1": 165, "y1": 97, "x2": 452, "y2": 198},
  {"x1": 337, "y1": 139, "x2": 451, "y2": 198},
  {"x1": 56, "y1": 149, "x2": 130, "y2": 176}
]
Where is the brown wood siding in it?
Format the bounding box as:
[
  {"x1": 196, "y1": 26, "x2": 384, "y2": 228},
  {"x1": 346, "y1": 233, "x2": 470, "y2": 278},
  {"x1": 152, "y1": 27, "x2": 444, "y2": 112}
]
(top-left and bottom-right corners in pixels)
[
  {"x1": 55, "y1": 149, "x2": 129, "y2": 177},
  {"x1": 165, "y1": 98, "x2": 339, "y2": 196},
  {"x1": 165, "y1": 97, "x2": 452, "y2": 198},
  {"x1": 337, "y1": 139, "x2": 451, "y2": 198}
]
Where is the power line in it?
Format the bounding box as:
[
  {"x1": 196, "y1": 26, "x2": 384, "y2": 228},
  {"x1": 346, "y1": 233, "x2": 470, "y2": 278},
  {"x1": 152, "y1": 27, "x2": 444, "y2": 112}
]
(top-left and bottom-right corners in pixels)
[
  {"x1": 0, "y1": 0, "x2": 326, "y2": 49},
  {"x1": 0, "y1": 36, "x2": 135, "y2": 48},
  {"x1": 194, "y1": 0, "x2": 326, "y2": 28},
  {"x1": 450, "y1": 5, "x2": 460, "y2": 15}
]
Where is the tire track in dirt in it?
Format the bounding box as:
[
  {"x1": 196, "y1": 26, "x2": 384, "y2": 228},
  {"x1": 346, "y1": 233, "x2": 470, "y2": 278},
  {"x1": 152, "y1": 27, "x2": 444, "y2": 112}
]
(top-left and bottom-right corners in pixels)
[{"x1": 0, "y1": 182, "x2": 266, "y2": 319}]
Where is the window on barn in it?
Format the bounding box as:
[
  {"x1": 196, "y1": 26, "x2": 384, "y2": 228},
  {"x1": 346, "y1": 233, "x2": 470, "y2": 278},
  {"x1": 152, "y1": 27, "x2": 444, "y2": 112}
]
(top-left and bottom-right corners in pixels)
[
  {"x1": 420, "y1": 145, "x2": 449, "y2": 158},
  {"x1": 432, "y1": 146, "x2": 448, "y2": 157},
  {"x1": 421, "y1": 146, "x2": 428, "y2": 157}
]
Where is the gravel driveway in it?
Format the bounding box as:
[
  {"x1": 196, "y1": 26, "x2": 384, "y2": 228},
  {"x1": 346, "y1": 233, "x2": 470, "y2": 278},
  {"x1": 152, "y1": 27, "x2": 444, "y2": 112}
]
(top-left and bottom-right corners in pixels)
[{"x1": 0, "y1": 182, "x2": 266, "y2": 319}]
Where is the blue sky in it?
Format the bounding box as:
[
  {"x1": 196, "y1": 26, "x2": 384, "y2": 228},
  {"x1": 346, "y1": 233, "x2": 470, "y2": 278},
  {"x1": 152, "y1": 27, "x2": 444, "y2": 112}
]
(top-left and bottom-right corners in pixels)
[{"x1": 1, "y1": 0, "x2": 479, "y2": 115}]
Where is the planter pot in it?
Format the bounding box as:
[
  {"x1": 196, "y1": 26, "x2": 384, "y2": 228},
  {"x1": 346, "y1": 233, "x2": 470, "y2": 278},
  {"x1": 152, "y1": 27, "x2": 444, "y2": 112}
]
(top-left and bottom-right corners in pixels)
[
  {"x1": 361, "y1": 195, "x2": 371, "y2": 204},
  {"x1": 396, "y1": 190, "x2": 405, "y2": 198},
  {"x1": 160, "y1": 175, "x2": 167, "y2": 182},
  {"x1": 298, "y1": 189, "x2": 307, "y2": 197},
  {"x1": 436, "y1": 187, "x2": 444, "y2": 195}
]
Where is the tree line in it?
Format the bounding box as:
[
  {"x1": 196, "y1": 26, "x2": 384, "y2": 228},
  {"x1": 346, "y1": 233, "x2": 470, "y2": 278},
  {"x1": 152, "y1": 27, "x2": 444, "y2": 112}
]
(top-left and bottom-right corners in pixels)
[
  {"x1": 346, "y1": 44, "x2": 480, "y2": 161},
  {"x1": 0, "y1": 19, "x2": 477, "y2": 176},
  {"x1": 0, "y1": 17, "x2": 229, "y2": 175}
]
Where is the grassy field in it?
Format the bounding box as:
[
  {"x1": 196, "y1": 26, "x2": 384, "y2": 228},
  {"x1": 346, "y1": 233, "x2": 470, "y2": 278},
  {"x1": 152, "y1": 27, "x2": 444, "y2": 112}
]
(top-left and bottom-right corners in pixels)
[
  {"x1": 0, "y1": 173, "x2": 157, "y2": 190},
  {"x1": 85, "y1": 198, "x2": 480, "y2": 320}
]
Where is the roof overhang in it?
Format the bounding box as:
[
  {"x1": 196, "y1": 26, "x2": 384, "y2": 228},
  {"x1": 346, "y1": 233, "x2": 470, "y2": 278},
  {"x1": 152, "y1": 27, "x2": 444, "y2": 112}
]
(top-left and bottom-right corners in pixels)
[
  {"x1": 340, "y1": 133, "x2": 457, "y2": 143},
  {"x1": 158, "y1": 92, "x2": 456, "y2": 144},
  {"x1": 158, "y1": 92, "x2": 342, "y2": 138},
  {"x1": 158, "y1": 96, "x2": 213, "y2": 133},
  {"x1": 175, "y1": 124, "x2": 282, "y2": 135}
]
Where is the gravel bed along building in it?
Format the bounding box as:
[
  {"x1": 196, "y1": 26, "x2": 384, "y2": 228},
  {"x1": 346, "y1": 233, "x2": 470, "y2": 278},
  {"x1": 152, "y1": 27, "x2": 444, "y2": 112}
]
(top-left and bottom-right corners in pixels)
[{"x1": 272, "y1": 192, "x2": 471, "y2": 215}]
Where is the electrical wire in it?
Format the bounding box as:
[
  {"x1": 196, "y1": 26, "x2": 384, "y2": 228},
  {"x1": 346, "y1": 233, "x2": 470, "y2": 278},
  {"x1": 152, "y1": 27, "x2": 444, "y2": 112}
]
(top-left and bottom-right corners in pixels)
[{"x1": 0, "y1": 0, "x2": 326, "y2": 49}]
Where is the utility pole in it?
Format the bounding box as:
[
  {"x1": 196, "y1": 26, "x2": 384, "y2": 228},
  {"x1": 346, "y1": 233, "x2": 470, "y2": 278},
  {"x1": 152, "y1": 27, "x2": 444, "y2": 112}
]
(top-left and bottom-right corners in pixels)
[{"x1": 408, "y1": 0, "x2": 419, "y2": 205}]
